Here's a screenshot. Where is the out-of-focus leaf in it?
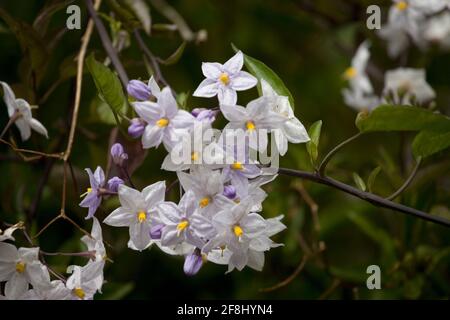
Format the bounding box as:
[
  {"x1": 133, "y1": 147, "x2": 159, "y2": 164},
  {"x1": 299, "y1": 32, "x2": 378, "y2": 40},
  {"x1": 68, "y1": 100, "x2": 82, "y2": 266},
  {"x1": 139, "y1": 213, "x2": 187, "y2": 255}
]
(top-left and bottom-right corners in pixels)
[
  {"x1": 232, "y1": 44, "x2": 295, "y2": 107},
  {"x1": 352, "y1": 172, "x2": 366, "y2": 191},
  {"x1": 99, "y1": 282, "x2": 134, "y2": 300},
  {"x1": 329, "y1": 266, "x2": 366, "y2": 283},
  {"x1": 176, "y1": 91, "x2": 189, "y2": 109},
  {"x1": 33, "y1": 0, "x2": 75, "y2": 35},
  {"x1": 106, "y1": 0, "x2": 140, "y2": 31},
  {"x1": 0, "y1": 7, "x2": 48, "y2": 84},
  {"x1": 160, "y1": 42, "x2": 187, "y2": 66},
  {"x1": 90, "y1": 96, "x2": 116, "y2": 125},
  {"x1": 86, "y1": 54, "x2": 128, "y2": 125},
  {"x1": 306, "y1": 120, "x2": 322, "y2": 165},
  {"x1": 367, "y1": 166, "x2": 381, "y2": 193},
  {"x1": 412, "y1": 129, "x2": 450, "y2": 158},
  {"x1": 356, "y1": 105, "x2": 450, "y2": 132},
  {"x1": 124, "y1": 0, "x2": 151, "y2": 34}
]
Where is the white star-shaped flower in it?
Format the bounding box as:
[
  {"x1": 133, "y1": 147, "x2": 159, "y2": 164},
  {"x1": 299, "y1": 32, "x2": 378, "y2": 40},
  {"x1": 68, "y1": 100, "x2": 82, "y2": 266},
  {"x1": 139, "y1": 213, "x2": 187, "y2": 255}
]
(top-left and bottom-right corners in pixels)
[{"x1": 193, "y1": 51, "x2": 257, "y2": 105}]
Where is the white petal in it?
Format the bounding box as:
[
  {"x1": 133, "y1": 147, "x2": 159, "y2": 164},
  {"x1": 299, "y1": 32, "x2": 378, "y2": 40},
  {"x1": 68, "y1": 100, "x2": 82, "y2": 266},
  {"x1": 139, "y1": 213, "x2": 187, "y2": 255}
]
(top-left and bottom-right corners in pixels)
[
  {"x1": 103, "y1": 207, "x2": 134, "y2": 227},
  {"x1": 193, "y1": 79, "x2": 219, "y2": 98},
  {"x1": 28, "y1": 118, "x2": 48, "y2": 138},
  {"x1": 142, "y1": 180, "x2": 166, "y2": 208},
  {"x1": 241, "y1": 213, "x2": 266, "y2": 238},
  {"x1": 5, "y1": 273, "x2": 28, "y2": 299},
  {"x1": 25, "y1": 263, "x2": 51, "y2": 290},
  {"x1": 1, "y1": 81, "x2": 17, "y2": 117},
  {"x1": 273, "y1": 129, "x2": 288, "y2": 156},
  {"x1": 159, "y1": 87, "x2": 178, "y2": 119},
  {"x1": 157, "y1": 202, "x2": 181, "y2": 224},
  {"x1": 219, "y1": 103, "x2": 247, "y2": 122},
  {"x1": 133, "y1": 101, "x2": 161, "y2": 122},
  {"x1": 142, "y1": 125, "x2": 164, "y2": 149},
  {"x1": 218, "y1": 87, "x2": 237, "y2": 105},
  {"x1": 15, "y1": 118, "x2": 31, "y2": 141},
  {"x1": 284, "y1": 117, "x2": 310, "y2": 143},
  {"x1": 148, "y1": 76, "x2": 161, "y2": 98},
  {"x1": 201, "y1": 62, "x2": 223, "y2": 79},
  {"x1": 231, "y1": 71, "x2": 258, "y2": 91},
  {"x1": 129, "y1": 222, "x2": 151, "y2": 251},
  {"x1": 246, "y1": 250, "x2": 265, "y2": 271},
  {"x1": 223, "y1": 51, "x2": 244, "y2": 74},
  {"x1": 0, "y1": 242, "x2": 18, "y2": 262},
  {"x1": 18, "y1": 247, "x2": 39, "y2": 263}
]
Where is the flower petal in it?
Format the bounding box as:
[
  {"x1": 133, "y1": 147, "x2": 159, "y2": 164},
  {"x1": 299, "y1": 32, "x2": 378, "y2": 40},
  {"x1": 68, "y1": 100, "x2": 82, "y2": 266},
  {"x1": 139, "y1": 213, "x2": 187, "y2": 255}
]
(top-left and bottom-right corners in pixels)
[
  {"x1": 142, "y1": 125, "x2": 164, "y2": 149},
  {"x1": 218, "y1": 87, "x2": 237, "y2": 105},
  {"x1": 5, "y1": 273, "x2": 28, "y2": 299},
  {"x1": 103, "y1": 207, "x2": 134, "y2": 227},
  {"x1": 223, "y1": 51, "x2": 244, "y2": 74},
  {"x1": 129, "y1": 222, "x2": 151, "y2": 251},
  {"x1": 231, "y1": 71, "x2": 257, "y2": 91},
  {"x1": 28, "y1": 118, "x2": 48, "y2": 138},
  {"x1": 142, "y1": 180, "x2": 166, "y2": 208},
  {"x1": 133, "y1": 101, "x2": 161, "y2": 122},
  {"x1": 193, "y1": 79, "x2": 219, "y2": 98},
  {"x1": 201, "y1": 62, "x2": 223, "y2": 79},
  {"x1": 0, "y1": 81, "x2": 16, "y2": 117}
]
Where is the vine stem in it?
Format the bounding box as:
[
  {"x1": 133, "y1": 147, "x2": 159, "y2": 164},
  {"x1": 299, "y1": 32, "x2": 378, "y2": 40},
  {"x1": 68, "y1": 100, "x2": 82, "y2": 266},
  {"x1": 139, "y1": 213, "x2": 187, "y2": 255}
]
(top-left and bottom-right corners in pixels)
[
  {"x1": 276, "y1": 167, "x2": 450, "y2": 228},
  {"x1": 386, "y1": 157, "x2": 422, "y2": 201},
  {"x1": 318, "y1": 132, "x2": 362, "y2": 175},
  {"x1": 0, "y1": 111, "x2": 21, "y2": 140}
]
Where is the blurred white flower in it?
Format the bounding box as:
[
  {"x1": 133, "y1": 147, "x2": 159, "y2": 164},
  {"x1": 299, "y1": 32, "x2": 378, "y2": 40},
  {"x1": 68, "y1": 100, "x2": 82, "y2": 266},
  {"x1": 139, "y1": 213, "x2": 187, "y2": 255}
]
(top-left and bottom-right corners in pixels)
[
  {"x1": 343, "y1": 41, "x2": 374, "y2": 95},
  {"x1": 193, "y1": 51, "x2": 257, "y2": 105},
  {"x1": 1, "y1": 82, "x2": 48, "y2": 141}
]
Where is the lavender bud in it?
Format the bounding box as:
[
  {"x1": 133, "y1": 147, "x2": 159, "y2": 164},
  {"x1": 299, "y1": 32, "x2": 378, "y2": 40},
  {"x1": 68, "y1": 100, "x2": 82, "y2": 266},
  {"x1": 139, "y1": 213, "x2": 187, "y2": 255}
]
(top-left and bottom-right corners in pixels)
[
  {"x1": 127, "y1": 80, "x2": 151, "y2": 101},
  {"x1": 107, "y1": 177, "x2": 124, "y2": 193},
  {"x1": 111, "y1": 143, "x2": 128, "y2": 167},
  {"x1": 183, "y1": 249, "x2": 203, "y2": 276},
  {"x1": 192, "y1": 108, "x2": 218, "y2": 123},
  {"x1": 150, "y1": 224, "x2": 164, "y2": 240},
  {"x1": 223, "y1": 185, "x2": 237, "y2": 200},
  {"x1": 191, "y1": 108, "x2": 204, "y2": 117},
  {"x1": 128, "y1": 118, "x2": 146, "y2": 138}
]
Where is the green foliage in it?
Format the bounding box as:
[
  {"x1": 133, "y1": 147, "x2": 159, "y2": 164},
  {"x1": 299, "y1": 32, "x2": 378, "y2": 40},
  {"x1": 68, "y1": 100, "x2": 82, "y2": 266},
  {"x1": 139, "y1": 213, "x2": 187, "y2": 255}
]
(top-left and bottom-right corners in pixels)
[
  {"x1": 352, "y1": 172, "x2": 366, "y2": 191},
  {"x1": 367, "y1": 166, "x2": 381, "y2": 193},
  {"x1": 306, "y1": 120, "x2": 322, "y2": 166}
]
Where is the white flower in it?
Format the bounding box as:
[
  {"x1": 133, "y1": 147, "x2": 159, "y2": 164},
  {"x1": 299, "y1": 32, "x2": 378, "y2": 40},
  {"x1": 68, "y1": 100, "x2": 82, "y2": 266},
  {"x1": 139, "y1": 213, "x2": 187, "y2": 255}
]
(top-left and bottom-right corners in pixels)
[
  {"x1": 1, "y1": 82, "x2": 48, "y2": 141},
  {"x1": 0, "y1": 222, "x2": 23, "y2": 242},
  {"x1": 66, "y1": 262, "x2": 104, "y2": 300},
  {"x1": 158, "y1": 190, "x2": 203, "y2": 248},
  {"x1": 23, "y1": 280, "x2": 71, "y2": 300},
  {"x1": 260, "y1": 79, "x2": 310, "y2": 155},
  {"x1": 220, "y1": 96, "x2": 286, "y2": 152},
  {"x1": 343, "y1": 41, "x2": 373, "y2": 95},
  {"x1": 103, "y1": 182, "x2": 166, "y2": 251},
  {"x1": 193, "y1": 51, "x2": 258, "y2": 105},
  {"x1": 423, "y1": 12, "x2": 450, "y2": 49},
  {"x1": 177, "y1": 167, "x2": 228, "y2": 218},
  {"x1": 342, "y1": 88, "x2": 380, "y2": 112},
  {"x1": 383, "y1": 68, "x2": 436, "y2": 105},
  {"x1": 81, "y1": 217, "x2": 106, "y2": 292},
  {"x1": 132, "y1": 87, "x2": 194, "y2": 151},
  {"x1": 0, "y1": 244, "x2": 51, "y2": 299}
]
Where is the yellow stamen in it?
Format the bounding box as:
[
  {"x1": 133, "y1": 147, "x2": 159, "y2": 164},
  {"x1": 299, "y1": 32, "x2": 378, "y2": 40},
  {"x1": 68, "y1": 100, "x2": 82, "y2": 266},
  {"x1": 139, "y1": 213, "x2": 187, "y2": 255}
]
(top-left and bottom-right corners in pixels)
[
  {"x1": 191, "y1": 152, "x2": 199, "y2": 162},
  {"x1": 15, "y1": 262, "x2": 26, "y2": 273},
  {"x1": 73, "y1": 288, "x2": 85, "y2": 299},
  {"x1": 219, "y1": 73, "x2": 230, "y2": 85},
  {"x1": 177, "y1": 220, "x2": 189, "y2": 232},
  {"x1": 246, "y1": 121, "x2": 256, "y2": 131},
  {"x1": 156, "y1": 118, "x2": 169, "y2": 127},
  {"x1": 233, "y1": 225, "x2": 243, "y2": 237},
  {"x1": 231, "y1": 161, "x2": 244, "y2": 170},
  {"x1": 396, "y1": 1, "x2": 408, "y2": 11},
  {"x1": 137, "y1": 211, "x2": 147, "y2": 223},
  {"x1": 344, "y1": 67, "x2": 357, "y2": 79},
  {"x1": 80, "y1": 187, "x2": 93, "y2": 198},
  {"x1": 199, "y1": 197, "x2": 210, "y2": 208}
]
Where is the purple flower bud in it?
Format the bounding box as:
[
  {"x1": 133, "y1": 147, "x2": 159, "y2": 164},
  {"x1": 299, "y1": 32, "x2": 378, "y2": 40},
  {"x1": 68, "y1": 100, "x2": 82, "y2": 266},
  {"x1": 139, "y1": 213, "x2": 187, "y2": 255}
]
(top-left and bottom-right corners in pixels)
[
  {"x1": 127, "y1": 80, "x2": 151, "y2": 101},
  {"x1": 183, "y1": 249, "x2": 203, "y2": 276},
  {"x1": 192, "y1": 108, "x2": 218, "y2": 123},
  {"x1": 128, "y1": 118, "x2": 146, "y2": 138},
  {"x1": 150, "y1": 224, "x2": 164, "y2": 240},
  {"x1": 191, "y1": 108, "x2": 204, "y2": 117},
  {"x1": 107, "y1": 176, "x2": 124, "y2": 192},
  {"x1": 223, "y1": 185, "x2": 237, "y2": 200},
  {"x1": 111, "y1": 143, "x2": 128, "y2": 167}
]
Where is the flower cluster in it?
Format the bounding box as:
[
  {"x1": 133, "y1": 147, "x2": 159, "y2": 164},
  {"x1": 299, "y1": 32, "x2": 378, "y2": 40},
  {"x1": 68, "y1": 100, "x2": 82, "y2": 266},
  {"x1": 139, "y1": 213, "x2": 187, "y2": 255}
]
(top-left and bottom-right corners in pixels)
[
  {"x1": 0, "y1": 219, "x2": 105, "y2": 300},
  {"x1": 379, "y1": 0, "x2": 450, "y2": 58},
  {"x1": 82, "y1": 51, "x2": 310, "y2": 275}
]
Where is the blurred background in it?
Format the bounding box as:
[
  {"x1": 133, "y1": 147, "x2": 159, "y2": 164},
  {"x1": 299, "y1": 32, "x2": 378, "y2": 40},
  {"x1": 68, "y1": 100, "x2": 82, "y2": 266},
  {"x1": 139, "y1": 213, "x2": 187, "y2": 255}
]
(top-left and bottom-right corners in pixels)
[{"x1": 0, "y1": 0, "x2": 449, "y2": 299}]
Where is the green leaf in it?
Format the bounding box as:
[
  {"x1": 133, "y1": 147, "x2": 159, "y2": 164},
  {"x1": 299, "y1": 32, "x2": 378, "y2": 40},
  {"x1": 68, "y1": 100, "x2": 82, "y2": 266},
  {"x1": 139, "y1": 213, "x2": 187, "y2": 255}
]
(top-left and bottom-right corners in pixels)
[
  {"x1": 231, "y1": 44, "x2": 295, "y2": 108},
  {"x1": 86, "y1": 54, "x2": 128, "y2": 125},
  {"x1": 367, "y1": 166, "x2": 381, "y2": 193},
  {"x1": 98, "y1": 282, "x2": 134, "y2": 300},
  {"x1": 106, "y1": 0, "x2": 140, "y2": 31},
  {"x1": 160, "y1": 42, "x2": 187, "y2": 66},
  {"x1": 306, "y1": 120, "x2": 322, "y2": 165},
  {"x1": 412, "y1": 129, "x2": 450, "y2": 158},
  {"x1": 176, "y1": 91, "x2": 189, "y2": 109},
  {"x1": 352, "y1": 172, "x2": 366, "y2": 191},
  {"x1": 356, "y1": 105, "x2": 450, "y2": 133},
  {"x1": 123, "y1": 0, "x2": 151, "y2": 34}
]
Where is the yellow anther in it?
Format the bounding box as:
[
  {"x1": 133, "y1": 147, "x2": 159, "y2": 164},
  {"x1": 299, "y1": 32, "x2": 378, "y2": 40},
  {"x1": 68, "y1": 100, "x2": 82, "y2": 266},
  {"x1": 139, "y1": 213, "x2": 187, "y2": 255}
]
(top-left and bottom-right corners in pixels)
[
  {"x1": 245, "y1": 121, "x2": 256, "y2": 131},
  {"x1": 199, "y1": 197, "x2": 210, "y2": 208},
  {"x1": 233, "y1": 225, "x2": 243, "y2": 237},
  {"x1": 87, "y1": 187, "x2": 92, "y2": 193},
  {"x1": 177, "y1": 220, "x2": 189, "y2": 232},
  {"x1": 344, "y1": 67, "x2": 357, "y2": 79},
  {"x1": 191, "y1": 152, "x2": 199, "y2": 162},
  {"x1": 231, "y1": 162, "x2": 244, "y2": 170},
  {"x1": 156, "y1": 118, "x2": 169, "y2": 127},
  {"x1": 73, "y1": 288, "x2": 85, "y2": 299},
  {"x1": 219, "y1": 73, "x2": 230, "y2": 85},
  {"x1": 80, "y1": 187, "x2": 93, "y2": 198},
  {"x1": 15, "y1": 262, "x2": 26, "y2": 273},
  {"x1": 396, "y1": 1, "x2": 408, "y2": 11},
  {"x1": 137, "y1": 211, "x2": 147, "y2": 223}
]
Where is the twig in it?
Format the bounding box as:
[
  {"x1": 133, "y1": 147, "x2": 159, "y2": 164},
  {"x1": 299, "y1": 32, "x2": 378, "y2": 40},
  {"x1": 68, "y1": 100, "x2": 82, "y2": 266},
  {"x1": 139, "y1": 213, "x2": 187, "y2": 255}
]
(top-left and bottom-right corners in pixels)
[
  {"x1": 0, "y1": 112, "x2": 21, "y2": 140},
  {"x1": 85, "y1": 0, "x2": 129, "y2": 88},
  {"x1": 319, "y1": 278, "x2": 342, "y2": 300},
  {"x1": 386, "y1": 157, "x2": 422, "y2": 201},
  {"x1": 318, "y1": 132, "x2": 362, "y2": 175},
  {"x1": 292, "y1": 180, "x2": 320, "y2": 231},
  {"x1": 0, "y1": 138, "x2": 63, "y2": 160},
  {"x1": 276, "y1": 167, "x2": 450, "y2": 228},
  {"x1": 260, "y1": 255, "x2": 309, "y2": 293}
]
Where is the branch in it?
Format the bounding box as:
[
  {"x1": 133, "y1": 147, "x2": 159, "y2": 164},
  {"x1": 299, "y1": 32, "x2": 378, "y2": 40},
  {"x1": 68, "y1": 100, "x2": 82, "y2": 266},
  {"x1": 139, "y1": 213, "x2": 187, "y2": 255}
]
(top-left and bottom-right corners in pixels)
[
  {"x1": 277, "y1": 167, "x2": 450, "y2": 228},
  {"x1": 85, "y1": 0, "x2": 129, "y2": 88}
]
